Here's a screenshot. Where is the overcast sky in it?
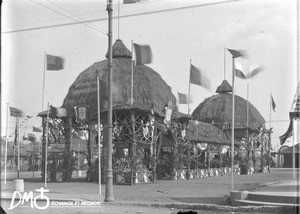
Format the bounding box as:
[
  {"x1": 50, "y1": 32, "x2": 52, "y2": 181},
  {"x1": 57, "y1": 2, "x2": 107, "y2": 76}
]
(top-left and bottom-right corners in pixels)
[{"x1": 1, "y1": 0, "x2": 298, "y2": 149}]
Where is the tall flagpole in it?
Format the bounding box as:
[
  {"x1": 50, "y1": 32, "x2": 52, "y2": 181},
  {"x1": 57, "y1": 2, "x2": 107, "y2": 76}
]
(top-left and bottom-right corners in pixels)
[
  {"x1": 45, "y1": 102, "x2": 50, "y2": 187},
  {"x1": 246, "y1": 84, "x2": 249, "y2": 139},
  {"x1": 231, "y1": 56, "x2": 235, "y2": 190},
  {"x1": 4, "y1": 103, "x2": 9, "y2": 184},
  {"x1": 224, "y1": 48, "x2": 226, "y2": 80},
  {"x1": 42, "y1": 51, "x2": 46, "y2": 111},
  {"x1": 97, "y1": 75, "x2": 102, "y2": 198},
  {"x1": 131, "y1": 40, "x2": 134, "y2": 107},
  {"x1": 188, "y1": 59, "x2": 192, "y2": 115},
  {"x1": 17, "y1": 116, "x2": 20, "y2": 179},
  {"x1": 105, "y1": 0, "x2": 115, "y2": 202},
  {"x1": 269, "y1": 93, "x2": 272, "y2": 129}
]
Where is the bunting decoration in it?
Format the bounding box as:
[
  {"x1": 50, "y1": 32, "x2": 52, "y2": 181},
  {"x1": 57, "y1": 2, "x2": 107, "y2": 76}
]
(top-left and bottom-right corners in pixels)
[
  {"x1": 133, "y1": 43, "x2": 153, "y2": 66},
  {"x1": 46, "y1": 54, "x2": 64, "y2": 70},
  {"x1": 190, "y1": 64, "x2": 211, "y2": 89}
]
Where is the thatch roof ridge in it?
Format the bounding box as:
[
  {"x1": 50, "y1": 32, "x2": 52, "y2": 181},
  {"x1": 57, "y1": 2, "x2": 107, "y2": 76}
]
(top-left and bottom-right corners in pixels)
[
  {"x1": 216, "y1": 80, "x2": 232, "y2": 93},
  {"x1": 105, "y1": 39, "x2": 132, "y2": 59}
]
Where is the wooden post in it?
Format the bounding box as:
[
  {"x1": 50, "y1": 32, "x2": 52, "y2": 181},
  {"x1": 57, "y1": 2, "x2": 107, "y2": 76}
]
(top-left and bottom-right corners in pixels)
[
  {"x1": 41, "y1": 117, "x2": 46, "y2": 182},
  {"x1": 130, "y1": 111, "x2": 136, "y2": 185},
  {"x1": 63, "y1": 117, "x2": 72, "y2": 181}
]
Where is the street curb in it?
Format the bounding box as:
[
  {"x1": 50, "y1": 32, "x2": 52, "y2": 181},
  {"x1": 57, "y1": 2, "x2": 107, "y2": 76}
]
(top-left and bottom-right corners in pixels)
[
  {"x1": 105, "y1": 200, "x2": 292, "y2": 213},
  {"x1": 1, "y1": 194, "x2": 294, "y2": 213},
  {"x1": 237, "y1": 179, "x2": 292, "y2": 191}
]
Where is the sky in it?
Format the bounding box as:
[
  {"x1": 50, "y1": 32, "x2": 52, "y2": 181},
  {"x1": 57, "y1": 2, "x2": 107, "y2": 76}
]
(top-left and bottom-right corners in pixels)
[{"x1": 1, "y1": 0, "x2": 299, "y2": 150}]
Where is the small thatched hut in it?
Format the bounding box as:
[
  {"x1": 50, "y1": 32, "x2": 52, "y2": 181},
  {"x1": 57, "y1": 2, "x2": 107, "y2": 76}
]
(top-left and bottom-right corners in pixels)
[{"x1": 192, "y1": 80, "x2": 265, "y2": 140}]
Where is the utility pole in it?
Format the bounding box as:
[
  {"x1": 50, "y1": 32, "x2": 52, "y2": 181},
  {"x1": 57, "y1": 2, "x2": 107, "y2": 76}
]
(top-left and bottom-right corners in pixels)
[{"x1": 105, "y1": 0, "x2": 115, "y2": 202}]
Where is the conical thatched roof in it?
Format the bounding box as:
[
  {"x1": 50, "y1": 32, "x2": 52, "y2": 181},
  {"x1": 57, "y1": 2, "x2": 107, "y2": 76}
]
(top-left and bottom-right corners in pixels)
[
  {"x1": 191, "y1": 81, "x2": 265, "y2": 131},
  {"x1": 63, "y1": 39, "x2": 176, "y2": 121}
]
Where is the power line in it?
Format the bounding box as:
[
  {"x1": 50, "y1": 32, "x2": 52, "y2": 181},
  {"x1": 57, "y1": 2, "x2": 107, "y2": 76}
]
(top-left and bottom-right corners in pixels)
[
  {"x1": 45, "y1": 0, "x2": 107, "y2": 34},
  {"x1": 28, "y1": 0, "x2": 107, "y2": 35},
  {"x1": 3, "y1": 0, "x2": 241, "y2": 34}
]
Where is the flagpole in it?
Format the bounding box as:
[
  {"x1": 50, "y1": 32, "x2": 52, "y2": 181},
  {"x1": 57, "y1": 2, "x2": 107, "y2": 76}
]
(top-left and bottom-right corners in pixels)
[
  {"x1": 97, "y1": 75, "x2": 102, "y2": 199},
  {"x1": 188, "y1": 59, "x2": 192, "y2": 115},
  {"x1": 45, "y1": 102, "x2": 50, "y2": 187},
  {"x1": 246, "y1": 84, "x2": 249, "y2": 139},
  {"x1": 4, "y1": 103, "x2": 9, "y2": 184},
  {"x1": 17, "y1": 116, "x2": 20, "y2": 179},
  {"x1": 131, "y1": 40, "x2": 134, "y2": 107},
  {"x1": 292, "y1": 119, "x2": 296, "y2": 179},
  {"x1": 269, "y1": 93, "x2": 272, "y2": 129},
  {"x1": 231, "y1": 56, "x2": 235, "y2": 190},
  {"x1": 42, "y1": 51, "x2": 46, "y2": 111},
  {"x1": 224, "y1": 47, "x2": 226, "y2": 80},
  {"x1": 269, "y1": 93, "x2": 272, "y2": 173}
]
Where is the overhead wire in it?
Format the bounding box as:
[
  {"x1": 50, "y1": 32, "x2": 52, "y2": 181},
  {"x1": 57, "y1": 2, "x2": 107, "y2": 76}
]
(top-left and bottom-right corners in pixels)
[
  {"x1": 28, "y1": 0, "x2": 107, "y2": 35},
  {"x1": 45, "y1": 0, "x2": 107, "y2": 34},
  {"x1": 3, "y1": 0, "x2": 242, "y2": 34}
]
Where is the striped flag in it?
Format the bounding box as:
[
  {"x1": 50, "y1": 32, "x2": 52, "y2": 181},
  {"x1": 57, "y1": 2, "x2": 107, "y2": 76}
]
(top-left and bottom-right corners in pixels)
[
  {"x1": 190, "y1": 64, "x2": 211, "y2": 89},
  {"x1": 10, "y1": 107, "x2": 23, "y2": 117},
  {"x1": 234, "y1": 61, "x2": 263, "y2": 79},
  {"x1": 234, "y1": 61, "x2": 247, "y2": 79},
  {"x1": 133, "y1": 43, "x2": 153, "y2": 66},
  {"x1": 47, "y1": 54, "x2": 64, "y2": 70},
  {"x1": 227, "y1": 48, "x2": 248, "y2": 58},
  {"x1": 247, "y1": 65, "x2": 264, "y2": 78},
  {"x1": 271, "y1": 95, "x2": 276, "y2": 112}
]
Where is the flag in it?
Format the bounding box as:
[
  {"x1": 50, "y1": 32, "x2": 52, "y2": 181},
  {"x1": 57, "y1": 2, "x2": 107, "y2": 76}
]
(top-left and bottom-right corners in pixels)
[
  {"x1": 290, "y1": 82, "x2": 300, "y2": 119},
  {"x1": 247, "y1": 65, "x2": 264, "y2": 78},
  {"x1": 33, "y1": 126, "x2": 42, "y2": 132},
  {"x1": 279, "y1": 120, "x2": 293, "y2": 145},
  {"x1": 234, "y1": 61, "x2": 247, "y2": 79},
  {"x1": 10, "y1": 107, "x2": 23, "y2": 117},
  {"x1": 234, "y1": 61, "x2": 263, "y2": 79},
  {"x1": 227, "y1": 48, "x2": 248, "y2": 58},
  {"x1": 133, "y1": 43, "x2": 153, "y2": 66},
  {"x1": 123, "y1": 0, "x2": 139, "y2": 3},
  {"x1": 178, "y1": 92, "x2": 188, "y2": 104},
  {"x1": 190, "y1": 64, "x2": 211, "y2": 89},
  {"x1": 46, "y1": 54, "x2": 64, "y2": 70},
  {"x1": 271, "y1": 95, "x2": 276, "y2": 112}
]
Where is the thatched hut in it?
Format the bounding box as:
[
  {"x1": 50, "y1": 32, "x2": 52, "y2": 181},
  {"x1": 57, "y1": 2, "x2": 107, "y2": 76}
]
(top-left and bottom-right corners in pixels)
[
  {"x1": 192, "y1": 80, "x2": 265, "y2": 140},
  {"x1": 63, "y1": 39, "x2": 176, "y2": 119},
  {"x1": 62, "y1": 39, "x2": 177, "y2": 184},
  {"x1": 191, "y1": 80, "x2": 266, "y2": 174}
]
